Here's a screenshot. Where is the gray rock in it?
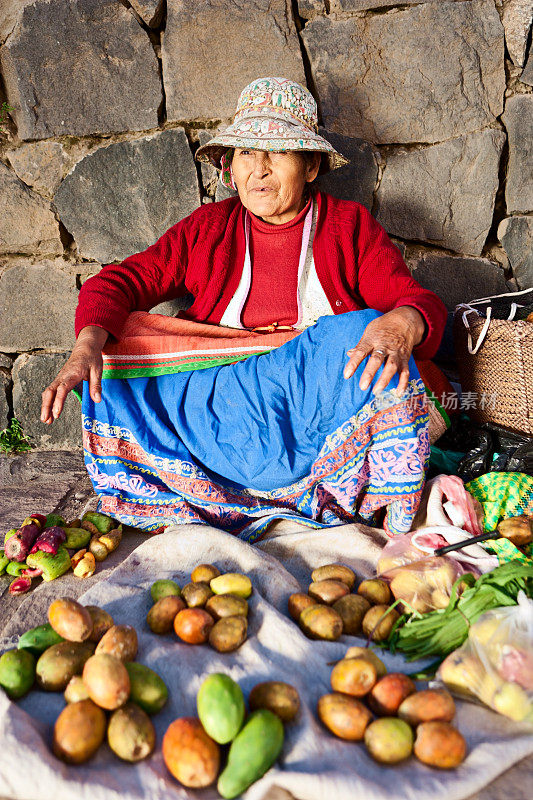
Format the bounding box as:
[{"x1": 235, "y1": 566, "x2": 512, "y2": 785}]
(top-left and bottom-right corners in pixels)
[
  {"x1": 13, "y1": 353, "x2": 82, "y2": 450},
  {"x1": 54, "y1": 129, "x2": 200, "y2": 263},
  {"x1": 0, "y1": 261, "x2": 78, "y2": 351},
  {"x1": 0, "y1": 0, "x2": 161, "y2": 140},
  {"x1": 0, "y1": 0, "x2": 31, "y2": 44},
  {"x1": 0, "y1": 354, "x2": 13, "y2": 369},
  {"x1": 503, "y1": 94, "x2": 533, "y2": 214},
  {"x1": 521, "y1": 46, "x2": 533, "y2": 85},
  {"x1": 215, "y1": 182, "x2": 238, "y2": 203},
  {"x1": 498, "y1": 215, "x2": 533, "y2": 289},
  {"x1": 151, "y1": 296, "x2": 194, "y2": 316},
  {"x1": 406, "y1": 250, "x2": 509, "y2": 311},
  {"x1": 129, "y1": 0, "x2": 165, "y2": 27},
  {"x1": 329, "y1": 1, "x2": 439, "y2": 10},
  {"x1": 163, "y1": 0, "x2": 306, "y2": 121},
  {"x1": 0, "y1": 161, "x2": 62, "y2": 256},
  {"x1": 301, "y1": 0, "x2": 505, "y2": 144},
  {"x1": 297, "y1": 0, "x2": 325, "y2": 17},
  {"x1": 314, "y1": 128, "x2": 377, "y2": 208},
  {"x1": 198, "y1": 129, "x2": 221, "y2": 195},
  {"x1": 497, "y1": 0, "x2": 533, "y2": 67},
  {"x1": 6, "y1": 140, "x2": 68, "y2": 197},
  {"x1": 375, "y1": 129, "x2": 506, "y2": 256},
  {"x1": 0, "y1": 371, "x2": 9, "y2": 428}
]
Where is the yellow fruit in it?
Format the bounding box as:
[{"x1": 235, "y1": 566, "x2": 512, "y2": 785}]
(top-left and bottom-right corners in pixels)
[{"x1": 492, "y1": 683, "x2": 531, "y2": 721}]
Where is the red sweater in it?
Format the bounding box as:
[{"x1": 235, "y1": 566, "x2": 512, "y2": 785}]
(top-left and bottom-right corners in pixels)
[
  {"x1": 76, "y1": 191, "x2": 447, "y2": 360},
  {"x1": 242, "y1": 198, "x2": 310, "y2": 327}
]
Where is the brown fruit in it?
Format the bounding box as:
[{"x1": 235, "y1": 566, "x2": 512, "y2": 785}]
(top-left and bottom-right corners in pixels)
[
  {"x1": 299, "y1": 605, "x2": 343, "y2": 641},
  {"x1": 330, "y1": 657, "x2": 377, "y2": 697},
  {"x1": 357, "y1": 579, "x2": 391, "y2": 606},
  {"x1": 82, "y1": 653, "x2": 130, "y2": 710},
  {"x1": 191, "y1": 564, "x2": 221, "y2": 583},
  {"x1": 311, "y1": 564, "x2": 356, "y2": 589},
  {"x1": 249, "y1": 681, "x2": 300, "y2": 722},
  {"x1": 163, "y1": 717, "x2": 220, "y2": 788},
  {"x1": 345, "y1": 646, "x2": 387, "y2": 678},
  {"x1": 414, "y1": 721, "x2": 467, "y2": 769},
  {"x1": 398, "y1": 689, "x2": 455, "y2": 726},
  {"x1": 368, "y1": 673, "x2": 416, "y2": 716},
  {"x1": 308, "y1": 579, "x2": 350, "y2": 605},
  {"x1": 147, "y1": 595, "x2": 186, "y2": 634},
  {"x1": 95, "y1": 624, "x2": 138, "y2": 662},
  {"x1": 287, "y1": 592, "x2": 316, "y2": 621},
  {"x1": 64, "y1": 675, "x2": 90, "y2": 703},
  {"x1": 107, "y1": 702, "x2": 156, "y2": 762},
  {"x1": 362, "y1": 605, "x2": 399, "y2": 642},
  {"x1": 364, "y1": 718, "x2": 414, "y2": 763},
  {"x1": 205, "y1": 593, "x2": 248, "y2": 621},
  {"x1": 332, "y1": 595, "x2": 371, "y2": 635},
  {"x1": 208, "y1": 615, "x2": 247, "y2": 652},
  {"x1": 317, "y1": 693, "x2": 372, "y2": 741},
  {"x1": 36, "y1": 641, "x2": 95, "y2": 691},
  {"x1": 182, "y1": 581, "x2": 214, "y2": 608},
  {"x1": 48, "y1": 597, "x2": 93, "y2": 642},
  {"x1": 174, "y1": 608, "x2": 214, "y2": 644},
  {"x1": 85, "y1": 606, "x2": 114, "y2": 643},
  {"x1": 53, "y1": 699, "x2": 107, "y2": 764}
]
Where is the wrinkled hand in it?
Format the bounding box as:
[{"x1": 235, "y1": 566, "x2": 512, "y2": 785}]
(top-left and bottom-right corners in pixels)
[
  {"x1": 40, "y1": 326, "x2": 108, "y2": 424},
  {"x1": 343, "y1": 307, "x2": 426, "y2": 395}
]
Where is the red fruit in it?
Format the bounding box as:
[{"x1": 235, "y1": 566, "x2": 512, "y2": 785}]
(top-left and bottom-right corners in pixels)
[{"x1": 368, "y1": 673, "x2": 416, "y2": 716}]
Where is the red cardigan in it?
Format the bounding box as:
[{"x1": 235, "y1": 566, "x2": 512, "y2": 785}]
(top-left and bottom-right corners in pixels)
[{"x1": 76, "y1": 191, "x2": 447, "y2": 360}]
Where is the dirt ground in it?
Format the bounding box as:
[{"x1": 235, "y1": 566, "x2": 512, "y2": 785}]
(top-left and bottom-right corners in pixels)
[{"x1": 0, "y1": 450, "x2": 531, "y2": 800}]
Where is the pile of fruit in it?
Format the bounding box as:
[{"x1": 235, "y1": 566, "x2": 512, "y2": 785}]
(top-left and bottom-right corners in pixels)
[
  {"x1": 0, "y1": 511, "x2": 122, "y2": 594},
  {"x1": 147, "y1": 566, "x2": 253, "y2": 652},
  {"x1": 317, "y1": 647, "x2": 467, "y2": 769},
  {"x1": 163, "y1": 673, "x2": 299, "y2": 798},
  {"x1": 288, "y1": 563, "x2": 399, "y2": 642},
  {"x1": 0, "y1": 597, "x2": 168, "y2": 764}
]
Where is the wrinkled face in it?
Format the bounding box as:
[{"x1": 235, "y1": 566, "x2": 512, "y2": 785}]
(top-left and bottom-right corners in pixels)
[{"x1": 231, "y1": 149, "x2": 321, "y2": 225}]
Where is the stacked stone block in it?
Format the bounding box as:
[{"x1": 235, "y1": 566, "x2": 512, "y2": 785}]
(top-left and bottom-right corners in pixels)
[{"x1": 0, "y1": 0, "x2": 531, "y2": 448}]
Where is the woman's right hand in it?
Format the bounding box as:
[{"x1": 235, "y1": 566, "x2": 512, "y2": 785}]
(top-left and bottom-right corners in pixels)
[{"x1": 40, "y1": 326, "x2": 109, "y2": 424}]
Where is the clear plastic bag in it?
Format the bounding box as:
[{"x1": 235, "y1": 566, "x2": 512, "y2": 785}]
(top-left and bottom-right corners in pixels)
[
  {"x1": 377, "y1": 530, "x2": 483, "y2": 613},
  {"x1": 437, "y1": 592, "x2": 533, "y2": 723}
]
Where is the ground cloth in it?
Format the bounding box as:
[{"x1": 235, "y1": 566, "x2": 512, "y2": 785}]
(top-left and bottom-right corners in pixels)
[
  {"x1": 83, "y1": 310, "x2": 430, "y2": 539},
  {"x1": 1, "y1": 524, "x2": 532, "y2": 800}
]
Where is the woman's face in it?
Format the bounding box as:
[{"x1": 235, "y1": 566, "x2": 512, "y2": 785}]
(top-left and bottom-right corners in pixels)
[{"x1": 231, "y1": 149, "x2": 321, "y2": 225}]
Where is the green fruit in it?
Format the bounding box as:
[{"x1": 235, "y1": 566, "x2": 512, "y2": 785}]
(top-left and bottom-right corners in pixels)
[
  {"x1": 125, "y1": 662, "x2": 168, "y2": 715},
  {"x1": 0, "y1": 649, "x2": 36, "y2": 699},
  {"x1": 26, "y1": 546, "x2": 71, "y2": 581},
  {"x1": 197, "y1": 673, "x2": 245, "y2": 744},
  {"x1": 45, "y1": 514, "x2": 66, "y2": 528},
  {"x1": 6, "y1": 561, "x2": 27, "y2": 576},
  {"x1": 18, "y1": 623, "x2": 64, "y2": 656},
  {"x1": 63, "y1": 527, "x2": 91, "y2": 550},
  {"x1": 36, "y1": 641, "x2": 95, "y2": 691},
  {"x1": 82, "y1": 512, "x2": 115, "y2": 534},
  {"x1": 0, "y1": 549, "x2": 8, "y2": 575},
  {"x1": 150, "y1": 579, "x2": 181, "y2": 603},
  {"x1": 217, "y1": 710, "x2": 284, "y2": 799}
]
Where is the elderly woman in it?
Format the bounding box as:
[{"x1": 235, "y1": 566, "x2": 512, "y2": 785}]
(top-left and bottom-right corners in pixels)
[{"x1": 41, "y1": 78, "x2": 447, "y2": 540}]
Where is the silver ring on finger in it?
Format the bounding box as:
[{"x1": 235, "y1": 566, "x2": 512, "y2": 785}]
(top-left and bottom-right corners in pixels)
[{"x1": 372, "y1": 349, "x2": 387, "y2": 359}]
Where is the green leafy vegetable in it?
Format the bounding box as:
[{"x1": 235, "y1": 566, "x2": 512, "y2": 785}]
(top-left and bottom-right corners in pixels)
[
  {"x1": 386, "y1": 561, "x2": 533, "y2": 662},
  {"x1": 0, "y1": 418, "x2": 31, "y2": 454}
]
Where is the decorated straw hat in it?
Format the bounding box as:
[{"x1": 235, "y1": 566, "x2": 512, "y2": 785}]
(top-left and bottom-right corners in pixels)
[{"x1": 195, "y1": 77, "x2": 349, "y2": 189}]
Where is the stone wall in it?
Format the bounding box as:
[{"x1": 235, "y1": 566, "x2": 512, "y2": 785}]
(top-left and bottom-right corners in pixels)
[{"x1": 0, "y1": 0, "x2": 531, "y2": 448}]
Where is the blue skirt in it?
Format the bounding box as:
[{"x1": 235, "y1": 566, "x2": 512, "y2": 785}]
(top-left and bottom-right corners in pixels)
[{"x1": 82, "y1": 310, "x2": 430, "y2": 542}]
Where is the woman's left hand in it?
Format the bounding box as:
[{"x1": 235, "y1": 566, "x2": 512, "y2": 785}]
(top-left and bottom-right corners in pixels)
[{"x1": 343, "y1": 306, "x2": 426, "y2": 395}]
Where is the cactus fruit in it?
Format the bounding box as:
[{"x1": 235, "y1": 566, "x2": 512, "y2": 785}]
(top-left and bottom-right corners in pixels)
[
  {"x1": 4, "y1": 522, "x2": 40, "y2": 562},
  {"x1": 26, "y1": 546, "x2": 71, "y2": 581},
  {"x1": 30, "y1": 526, "x2": 67, "y2": 555}
]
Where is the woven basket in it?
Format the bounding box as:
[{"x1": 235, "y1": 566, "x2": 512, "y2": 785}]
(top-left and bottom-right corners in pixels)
[{"x1": 453, "y1": 310, "x2": 533, "y2": 435}]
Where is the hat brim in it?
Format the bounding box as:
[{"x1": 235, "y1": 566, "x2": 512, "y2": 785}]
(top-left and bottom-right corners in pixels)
[{"x1": 195, "y1": 117, "x2": 349, "y2": 175}]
